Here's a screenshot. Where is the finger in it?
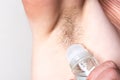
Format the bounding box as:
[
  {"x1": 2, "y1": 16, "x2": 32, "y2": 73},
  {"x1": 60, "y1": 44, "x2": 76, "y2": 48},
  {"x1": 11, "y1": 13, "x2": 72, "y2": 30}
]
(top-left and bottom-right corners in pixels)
[
  {"x1": 87, "y1": 61, "x2": 119, "y2": 80},
  {"x1": 96, "y1": 67, "x2": 120, "y2": 80}
]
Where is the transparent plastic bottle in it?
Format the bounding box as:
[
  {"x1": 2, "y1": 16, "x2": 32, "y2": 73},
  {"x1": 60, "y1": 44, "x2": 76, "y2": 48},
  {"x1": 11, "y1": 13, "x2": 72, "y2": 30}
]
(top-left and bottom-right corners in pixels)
[{"x1": 67, "y1": 44, "x2": 98, "y2": 80}]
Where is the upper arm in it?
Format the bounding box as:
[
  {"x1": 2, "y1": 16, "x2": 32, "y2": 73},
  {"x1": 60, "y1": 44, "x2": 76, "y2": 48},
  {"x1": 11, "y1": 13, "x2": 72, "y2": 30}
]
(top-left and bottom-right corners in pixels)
[{"x1": 22, "y1": 0, "x2": 60, "y2": 35}]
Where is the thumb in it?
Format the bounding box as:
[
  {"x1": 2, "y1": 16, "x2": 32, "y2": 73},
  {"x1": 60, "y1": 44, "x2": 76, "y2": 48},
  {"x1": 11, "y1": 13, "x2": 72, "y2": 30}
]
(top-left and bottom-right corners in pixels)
[{"x1": 87, "y1": 61, "x2": 120, "y2": 80}]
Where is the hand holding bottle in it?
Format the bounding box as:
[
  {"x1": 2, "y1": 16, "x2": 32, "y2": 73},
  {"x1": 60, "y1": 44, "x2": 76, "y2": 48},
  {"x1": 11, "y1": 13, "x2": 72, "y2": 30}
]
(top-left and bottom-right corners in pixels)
[
  {"x1": 87, "y1": 61, "x2": 120, "y2": 80},
  {"x1": 67, "y1": 45, "x2": 120, "y2": 80}
]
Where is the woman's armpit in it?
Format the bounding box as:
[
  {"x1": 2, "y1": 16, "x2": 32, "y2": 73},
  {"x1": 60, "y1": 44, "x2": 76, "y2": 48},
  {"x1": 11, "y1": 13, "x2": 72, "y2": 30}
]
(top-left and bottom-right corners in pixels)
[{"x1": 51, "y1": 7, "x2": 84, "y2": 48}]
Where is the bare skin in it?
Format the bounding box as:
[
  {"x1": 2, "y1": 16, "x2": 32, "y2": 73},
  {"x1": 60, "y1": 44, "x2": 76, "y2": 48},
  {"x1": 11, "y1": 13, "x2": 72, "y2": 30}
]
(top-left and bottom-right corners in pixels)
[
  {"x1": 88, "y1": 61, "x2": 120, "y2": 80},
  {"x1": 22, "y1": 0, "x2": 120, "y2": 80}
]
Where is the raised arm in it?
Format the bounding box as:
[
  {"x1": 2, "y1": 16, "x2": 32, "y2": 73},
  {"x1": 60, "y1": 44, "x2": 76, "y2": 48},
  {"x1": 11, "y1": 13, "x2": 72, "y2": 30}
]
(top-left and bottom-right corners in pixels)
[{"x1": 22, "y1": 0, "x2": 60, "y2": 38}]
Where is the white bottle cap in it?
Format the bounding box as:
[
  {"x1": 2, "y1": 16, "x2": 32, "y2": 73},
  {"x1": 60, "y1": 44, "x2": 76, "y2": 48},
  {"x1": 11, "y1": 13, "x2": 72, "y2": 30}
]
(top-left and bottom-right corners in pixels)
[{"x1": 67, "y1": 44, "x2": 92, "y2": 63}]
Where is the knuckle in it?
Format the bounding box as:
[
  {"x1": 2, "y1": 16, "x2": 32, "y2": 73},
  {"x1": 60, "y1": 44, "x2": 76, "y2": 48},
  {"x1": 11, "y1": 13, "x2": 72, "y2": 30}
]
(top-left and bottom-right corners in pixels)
[
  {"x1": 106, "y1": 68, "x2": 119, "y2": 77},
  {"x1": 104, "y1": 61, "x2": 117, "y2": 68}
]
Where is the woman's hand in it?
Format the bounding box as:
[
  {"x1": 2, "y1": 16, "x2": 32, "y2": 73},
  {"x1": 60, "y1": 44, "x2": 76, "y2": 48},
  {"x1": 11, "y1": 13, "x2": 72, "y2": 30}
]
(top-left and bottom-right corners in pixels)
[{"x1": 88, "y1": 61, "x2": 120, "y2": 80}]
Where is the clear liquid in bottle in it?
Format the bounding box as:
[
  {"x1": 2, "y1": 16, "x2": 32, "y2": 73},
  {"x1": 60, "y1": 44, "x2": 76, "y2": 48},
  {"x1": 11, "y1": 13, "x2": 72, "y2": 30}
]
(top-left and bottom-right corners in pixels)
[{"x1": 67, "y1": 44, "x2": 98, "y2": 80}]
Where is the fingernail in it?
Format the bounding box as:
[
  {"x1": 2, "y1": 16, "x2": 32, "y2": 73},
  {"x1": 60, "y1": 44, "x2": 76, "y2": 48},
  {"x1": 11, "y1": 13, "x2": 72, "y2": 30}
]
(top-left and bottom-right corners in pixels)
[{"x1": 104, "y1": 61, "x2": 118, "y2": 69}]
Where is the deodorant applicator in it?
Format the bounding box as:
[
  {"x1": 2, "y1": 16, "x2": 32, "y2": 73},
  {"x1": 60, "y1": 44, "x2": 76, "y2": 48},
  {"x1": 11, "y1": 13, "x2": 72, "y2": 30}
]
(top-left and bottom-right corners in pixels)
[{"x1": 67, "y1": 44, "x2": 98, "y2": 80}]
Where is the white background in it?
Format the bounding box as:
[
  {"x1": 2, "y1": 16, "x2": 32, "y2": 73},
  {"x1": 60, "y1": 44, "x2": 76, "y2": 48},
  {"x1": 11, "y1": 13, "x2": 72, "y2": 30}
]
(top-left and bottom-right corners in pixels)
[{"x1": 0, "y1": 0, "x2": 32, "y2": 80}]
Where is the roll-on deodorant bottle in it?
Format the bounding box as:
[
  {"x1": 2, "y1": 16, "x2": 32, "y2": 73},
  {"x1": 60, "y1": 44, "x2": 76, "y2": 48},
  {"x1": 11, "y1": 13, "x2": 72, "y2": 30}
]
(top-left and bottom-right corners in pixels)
[{"x1": 67, "y1": 44, "x2": 98, "y2": 80}]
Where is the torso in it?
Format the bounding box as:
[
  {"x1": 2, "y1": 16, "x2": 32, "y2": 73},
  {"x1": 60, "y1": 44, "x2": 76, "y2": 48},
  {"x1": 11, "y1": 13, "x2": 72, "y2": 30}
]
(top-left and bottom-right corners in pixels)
[{"x1": 31, "y1": 1, "x2": 120, "y2": 80}]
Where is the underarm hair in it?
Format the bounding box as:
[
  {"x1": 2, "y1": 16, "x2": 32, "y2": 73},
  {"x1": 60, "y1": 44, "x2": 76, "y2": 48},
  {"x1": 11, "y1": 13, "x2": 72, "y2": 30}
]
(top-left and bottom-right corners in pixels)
[
  {"x1": 59, "y1": 0, "x2": 120, "y2": 47},
  {"x1": 57, "y1": 7, "x2": 84, "y2": 47}
]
